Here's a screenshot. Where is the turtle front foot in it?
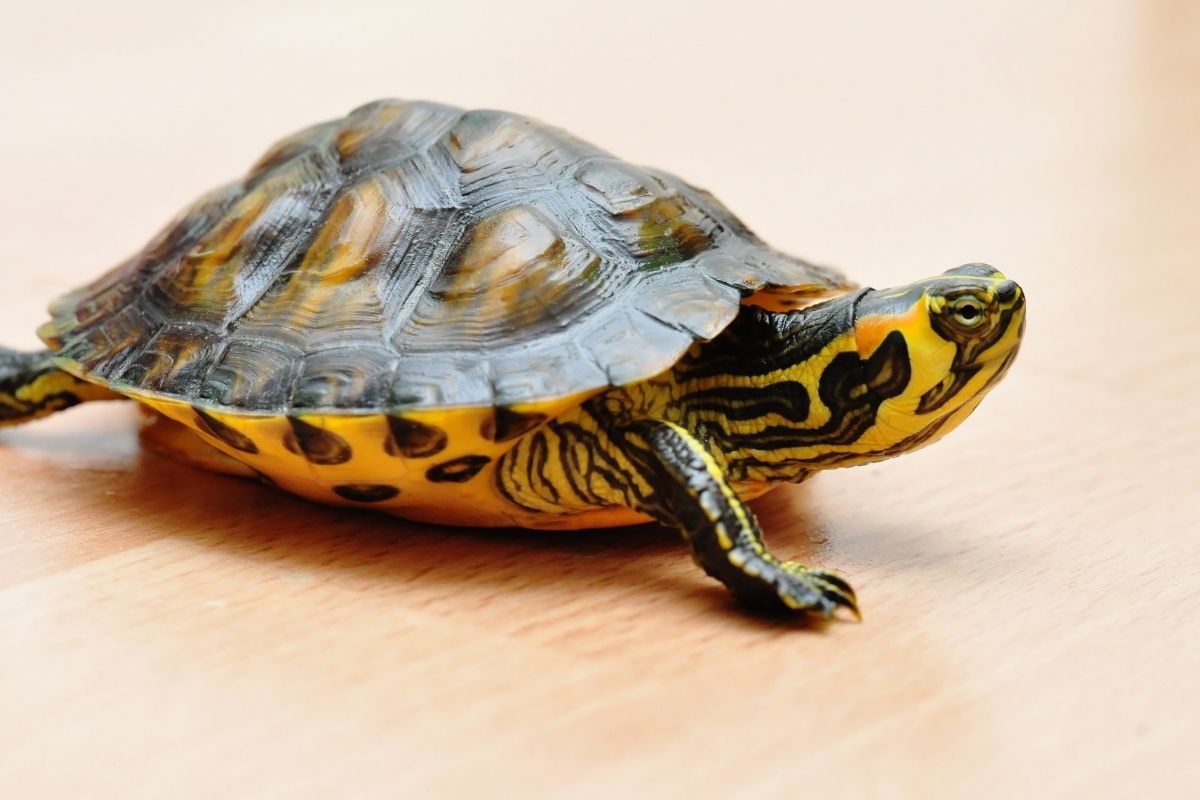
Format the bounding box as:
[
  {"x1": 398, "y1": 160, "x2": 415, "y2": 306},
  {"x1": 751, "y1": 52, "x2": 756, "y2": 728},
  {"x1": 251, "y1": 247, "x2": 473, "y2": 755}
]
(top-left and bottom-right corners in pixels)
[
  {"x1": 731, "y1": 560, "x2": 860, "y2": 620},
  {"x1": 612, "y1": 420, "x2": 862, "y2": 622}
]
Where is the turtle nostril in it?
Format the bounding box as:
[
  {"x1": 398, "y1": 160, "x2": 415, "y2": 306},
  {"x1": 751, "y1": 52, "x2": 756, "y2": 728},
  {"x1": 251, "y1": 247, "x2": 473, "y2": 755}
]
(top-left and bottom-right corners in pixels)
[{"x1": 994, "y1": 280, "x2": 1018, "y2": 303}]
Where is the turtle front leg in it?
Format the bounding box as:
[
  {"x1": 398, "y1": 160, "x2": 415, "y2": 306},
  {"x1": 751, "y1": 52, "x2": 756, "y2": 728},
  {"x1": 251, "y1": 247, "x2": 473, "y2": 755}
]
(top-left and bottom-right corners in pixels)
[{"x1": 618, "y1": 421, "x2": 859, "y2": 618}]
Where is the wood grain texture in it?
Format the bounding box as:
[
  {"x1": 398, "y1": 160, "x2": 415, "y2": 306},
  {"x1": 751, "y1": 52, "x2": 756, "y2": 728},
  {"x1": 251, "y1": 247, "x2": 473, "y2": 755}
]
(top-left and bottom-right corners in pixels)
[{"x1": 1, "y1": 1, "x2": 1197, "y2": 798}]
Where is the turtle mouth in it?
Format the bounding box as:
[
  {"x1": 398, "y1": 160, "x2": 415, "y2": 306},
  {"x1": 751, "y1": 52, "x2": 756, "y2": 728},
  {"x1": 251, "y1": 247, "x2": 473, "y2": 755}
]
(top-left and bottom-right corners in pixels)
[{"x1": 976, "y1": 297, "x2": 1025, "y2": 380}]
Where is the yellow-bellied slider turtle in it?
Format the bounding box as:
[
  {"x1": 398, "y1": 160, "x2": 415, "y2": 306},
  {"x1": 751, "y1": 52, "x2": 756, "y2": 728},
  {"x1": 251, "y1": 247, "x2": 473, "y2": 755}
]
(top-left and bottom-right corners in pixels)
[{"x1": 0, "y1": 100, "x2": 1026, "y2": 617}]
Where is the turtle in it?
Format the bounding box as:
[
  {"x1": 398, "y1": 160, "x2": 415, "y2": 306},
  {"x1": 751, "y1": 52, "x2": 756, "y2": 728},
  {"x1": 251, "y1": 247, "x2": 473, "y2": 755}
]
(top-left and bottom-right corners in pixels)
[{"x1": 0, "y1": 100, "x2": 1026, "y2": 618}]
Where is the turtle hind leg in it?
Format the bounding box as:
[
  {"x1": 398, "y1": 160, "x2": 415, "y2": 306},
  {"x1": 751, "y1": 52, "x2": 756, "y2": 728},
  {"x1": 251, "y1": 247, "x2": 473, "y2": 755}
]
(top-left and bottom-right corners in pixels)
[
  {"x1": 0, "y1": 347, "x2": 120, "y2": 427},
  {"x1": 620, "y1": 420, "x2": 859, "y2": 619}
]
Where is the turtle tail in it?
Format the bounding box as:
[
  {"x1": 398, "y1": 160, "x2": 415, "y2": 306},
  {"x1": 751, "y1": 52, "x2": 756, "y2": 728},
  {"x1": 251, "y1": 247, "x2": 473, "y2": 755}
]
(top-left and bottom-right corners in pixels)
[{"x1": 0, "y1": 347, "x2": 120, "y2": 427}]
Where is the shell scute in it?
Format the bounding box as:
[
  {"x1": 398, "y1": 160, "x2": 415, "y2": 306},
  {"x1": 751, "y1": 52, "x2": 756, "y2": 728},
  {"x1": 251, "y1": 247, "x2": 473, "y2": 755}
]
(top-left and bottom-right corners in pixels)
[{"x1": 575, "y1": 158, "x2": 658, "y2": 215}]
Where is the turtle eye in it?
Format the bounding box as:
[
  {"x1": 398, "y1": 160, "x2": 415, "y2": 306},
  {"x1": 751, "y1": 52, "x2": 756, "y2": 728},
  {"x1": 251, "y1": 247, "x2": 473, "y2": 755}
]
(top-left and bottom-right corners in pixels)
[{"x1": 949, "y1": 296, "x2": 985, "y2": 328}]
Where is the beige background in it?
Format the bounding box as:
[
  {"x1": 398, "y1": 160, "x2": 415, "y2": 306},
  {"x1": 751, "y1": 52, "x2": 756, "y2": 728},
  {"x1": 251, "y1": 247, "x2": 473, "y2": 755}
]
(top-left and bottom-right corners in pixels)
[{"x1": 1, "y1": 1, "x2": 1197, "y2": 797}]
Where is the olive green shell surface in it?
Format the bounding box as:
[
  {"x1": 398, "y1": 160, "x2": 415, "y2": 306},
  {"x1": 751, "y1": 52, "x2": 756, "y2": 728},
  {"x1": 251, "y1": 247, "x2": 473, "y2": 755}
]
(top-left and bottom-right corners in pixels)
[{"x1": 43, "y1": 100, "x2": 850, "y2": 413}]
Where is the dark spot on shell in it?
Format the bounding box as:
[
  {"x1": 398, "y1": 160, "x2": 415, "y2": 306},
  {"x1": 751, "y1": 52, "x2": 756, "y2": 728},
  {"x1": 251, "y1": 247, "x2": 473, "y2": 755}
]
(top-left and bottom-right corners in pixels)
[
  {"x1": 283, "y1": 417, "x2": 352, "y2": 465},
  {"x1": 334, "y1": 483, "x2": 401, "y2": 503},
  {"x1": 481, "y1": 407, "x2": 547, "y2": 442},
  {"x1": 385, "y1": 415, "x2": 448, "y2": 458},
  {"x1": 426, "y1": 455, "x2": 491, "y2": 483},
  {"x1": 193, "y1": 407, "x2": 258, "y2": 454}
]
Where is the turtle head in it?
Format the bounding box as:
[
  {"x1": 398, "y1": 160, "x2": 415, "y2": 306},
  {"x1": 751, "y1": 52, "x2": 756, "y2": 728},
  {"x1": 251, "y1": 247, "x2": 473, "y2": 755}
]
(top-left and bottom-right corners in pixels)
[
  {"x1": 845, "y1": 263, "x2": 1025, "y2": 459},
  {"x1": 661, "y1": 263, "x2": 1024, "y2": 479}
]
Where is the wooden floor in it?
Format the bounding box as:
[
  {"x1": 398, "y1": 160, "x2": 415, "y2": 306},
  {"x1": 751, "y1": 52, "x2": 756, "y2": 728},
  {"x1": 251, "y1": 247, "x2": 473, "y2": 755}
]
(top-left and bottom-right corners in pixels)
[{"x1": 1, "y1": 2, "x2": 1197, "y2": 797}]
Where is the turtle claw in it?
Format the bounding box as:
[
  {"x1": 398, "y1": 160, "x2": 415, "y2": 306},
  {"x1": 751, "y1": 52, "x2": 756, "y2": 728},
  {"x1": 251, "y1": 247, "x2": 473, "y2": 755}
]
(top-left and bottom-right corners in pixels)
[
  {"x1": 773, "y1": 562, "x2": 860, "y2": 620},
  {"x1": 726, "y1": 560, "x2": 860, "y2": 619}
]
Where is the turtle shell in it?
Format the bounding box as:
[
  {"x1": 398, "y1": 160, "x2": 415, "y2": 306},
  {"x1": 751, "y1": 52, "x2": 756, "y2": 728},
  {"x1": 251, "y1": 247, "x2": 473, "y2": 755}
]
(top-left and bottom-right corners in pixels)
[{"x1": 42, "y1": 100, "x2": 852, "y2": 413}]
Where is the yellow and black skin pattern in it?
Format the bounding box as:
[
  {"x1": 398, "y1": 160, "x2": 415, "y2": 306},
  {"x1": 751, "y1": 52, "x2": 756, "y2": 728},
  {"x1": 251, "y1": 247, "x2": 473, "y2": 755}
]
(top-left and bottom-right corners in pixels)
[
  {"x1": 0, "y1": 349, "x2": 117, "y2": 424},
  {"x1": 495, "y1": 263, "x2": 1026, "y2": 616},
  {"x1": 0, "y1": 102, "x2": 1028, "y2": 618}
]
